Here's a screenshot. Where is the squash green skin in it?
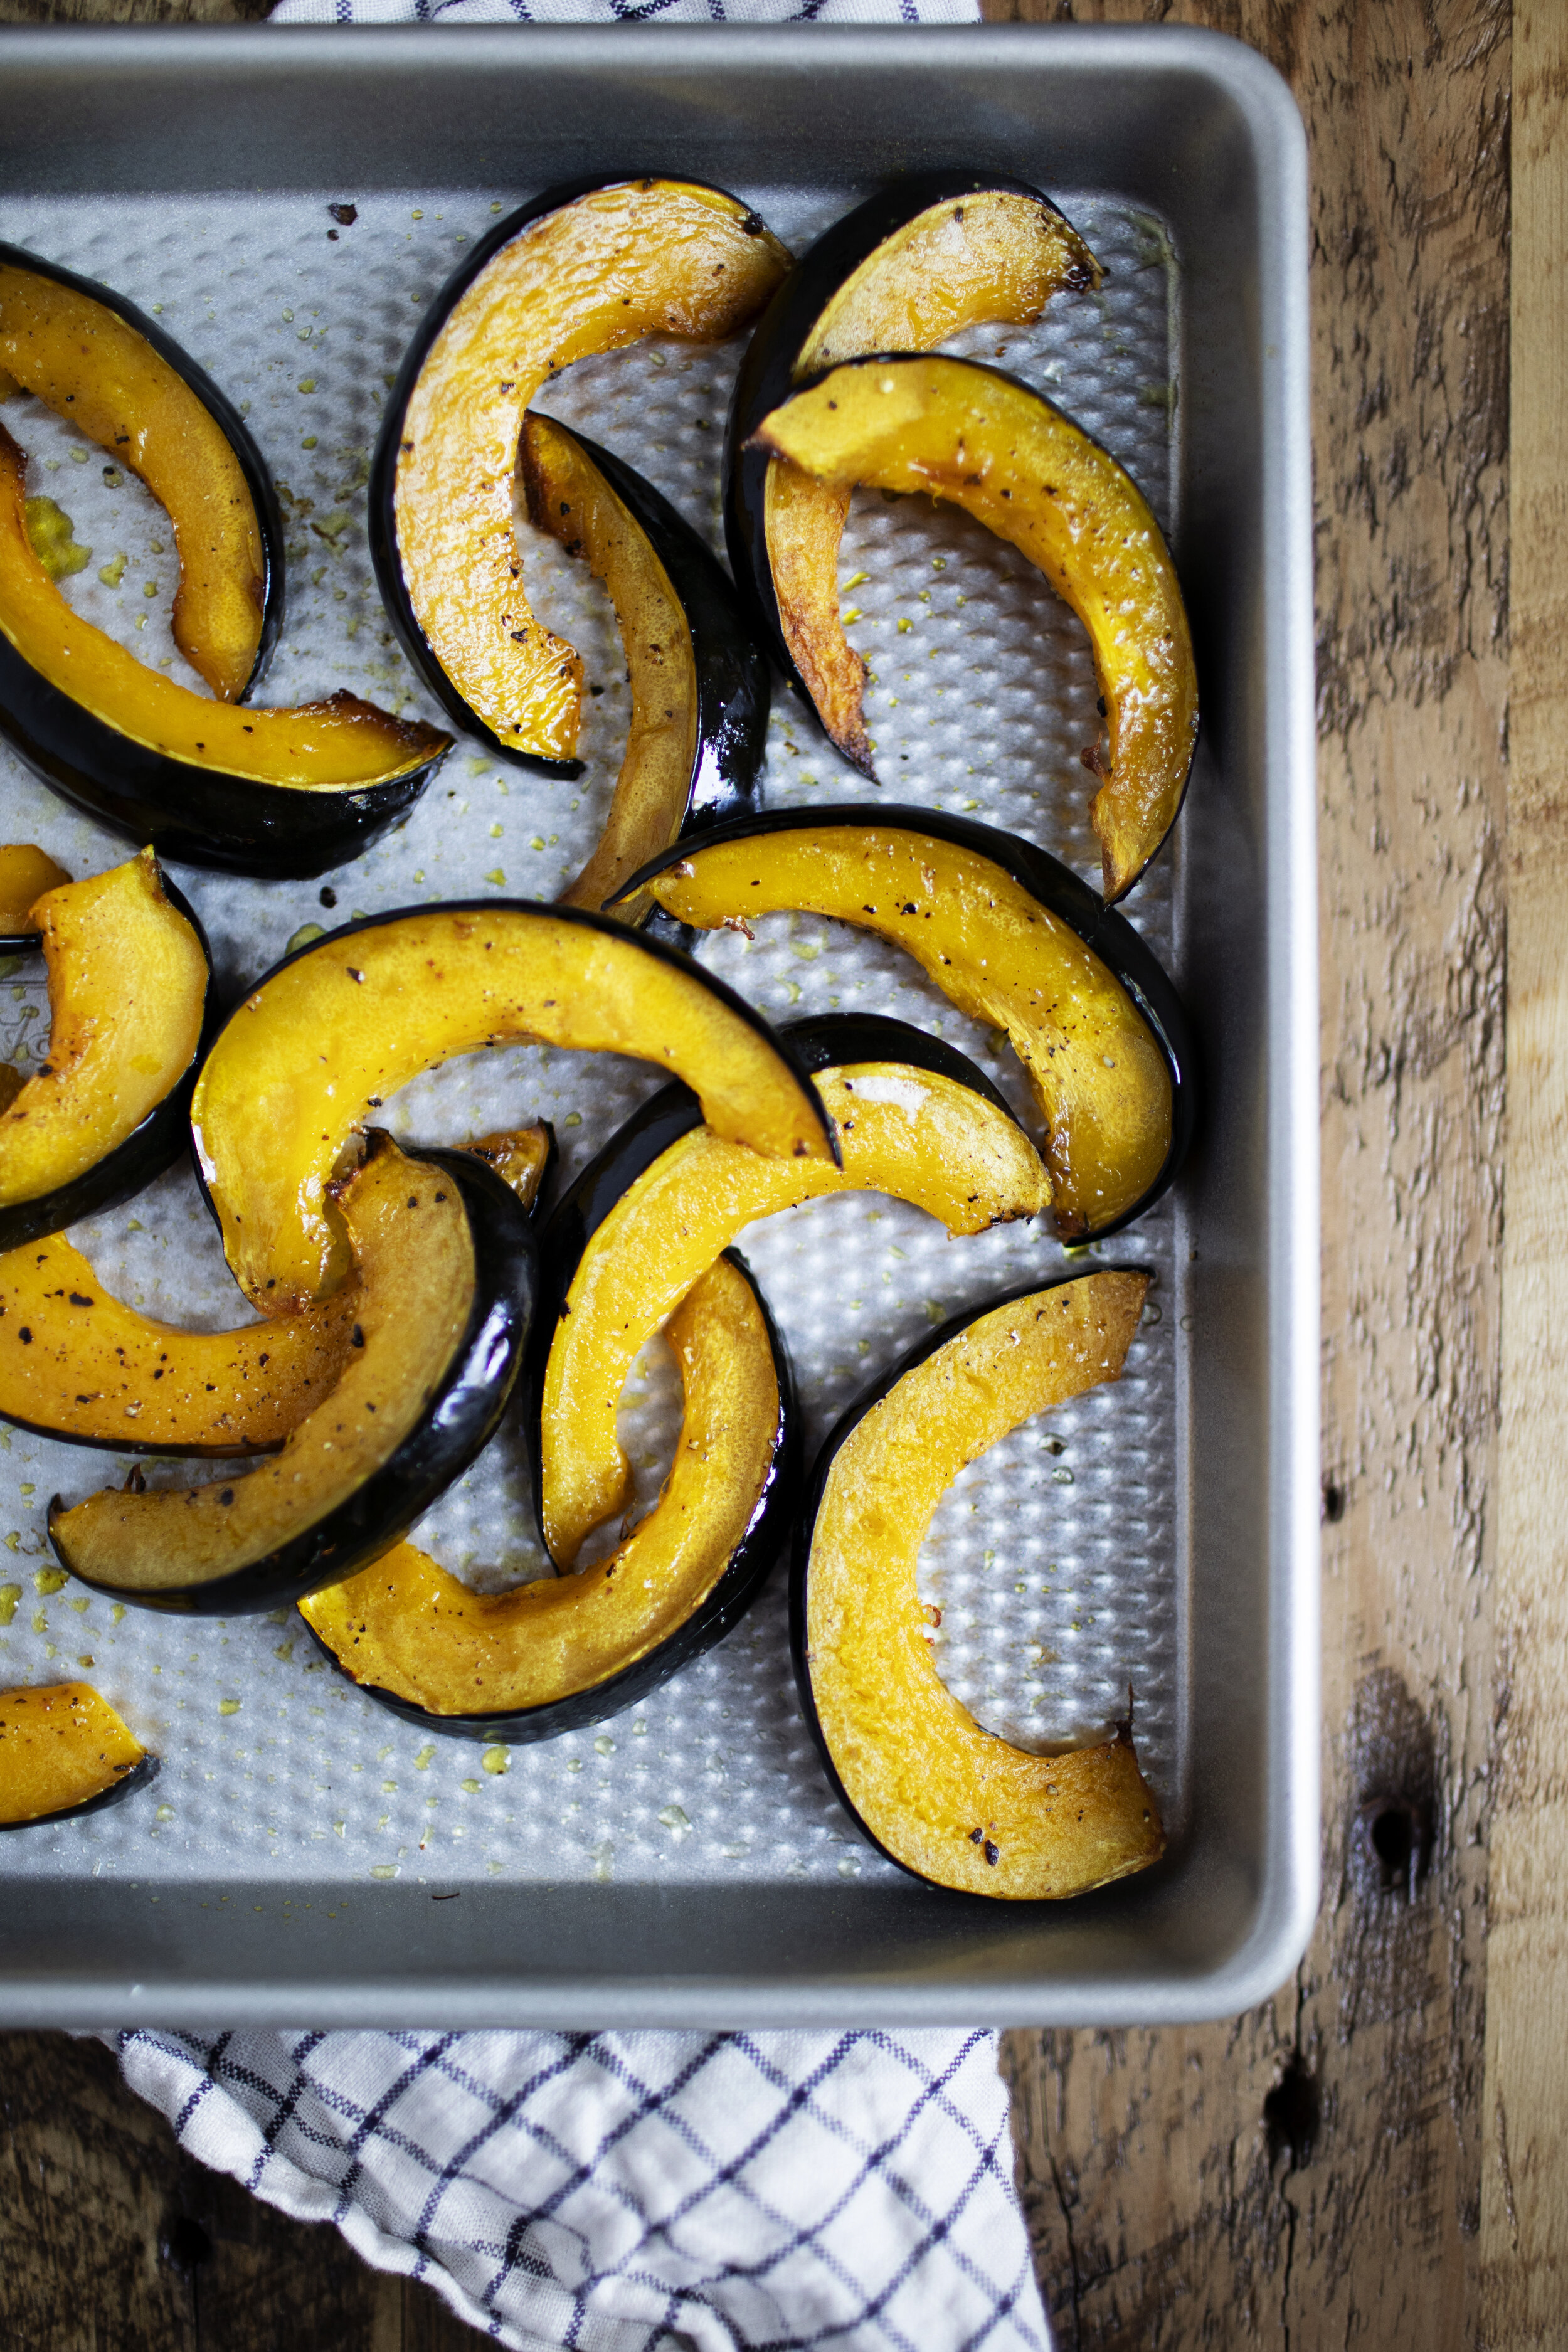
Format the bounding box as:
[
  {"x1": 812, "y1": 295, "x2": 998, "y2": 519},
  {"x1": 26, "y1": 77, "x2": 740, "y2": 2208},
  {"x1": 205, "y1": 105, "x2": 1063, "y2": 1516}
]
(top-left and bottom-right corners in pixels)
[
  {"x1": 0, "y1": 869, "x2": 218, "y2": 1255},
  {"x1": 302, "y1": 1246, "x2": 797, "y2": 1744},
  {"x1": 0, "y1": 644, "x2": 442, "y2": 879},
  {"x1": 48, "y1": 1147, "x2": 538, "y2": 1618},
  {"x1": 724, "y1": 171, "x2": 1091, "y2": 704},
  {"x1": 616, "y1": 803, "x2": 1197, "y2": 1239}
]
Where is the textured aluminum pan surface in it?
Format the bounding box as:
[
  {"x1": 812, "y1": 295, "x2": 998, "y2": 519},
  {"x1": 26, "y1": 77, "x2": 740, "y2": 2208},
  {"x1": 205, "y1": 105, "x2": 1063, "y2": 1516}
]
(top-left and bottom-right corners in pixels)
[{"x1": 0, "y1": 24, "x2": 1316, "y2": 2027}]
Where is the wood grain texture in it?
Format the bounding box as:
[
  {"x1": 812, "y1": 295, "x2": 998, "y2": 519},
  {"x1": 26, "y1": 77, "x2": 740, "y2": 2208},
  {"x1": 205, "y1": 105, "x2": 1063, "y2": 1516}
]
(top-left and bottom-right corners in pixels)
[
  {"x1": 0, "y1": 2033, "x2": 492, "y2": 2346},
  {"x1": 993, "y1": 3, "x2": 1512, "y2": 2346},
  {"x1": 0, "y1": 3, "x2": 1526, "y2": 2345},
  {"x1": 1479, "y1": 1, "x2": 1568, "y2": 2342}
]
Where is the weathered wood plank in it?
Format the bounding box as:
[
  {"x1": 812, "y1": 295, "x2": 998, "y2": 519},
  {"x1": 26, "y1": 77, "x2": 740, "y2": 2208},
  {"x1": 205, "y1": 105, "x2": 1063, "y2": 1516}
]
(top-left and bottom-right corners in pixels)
[
  {"x1": 0, "y1": 0, "x2": 268, "y2": 21},
  {"x1": 995, "y1": 3, "x2": 1510, "y2": 2346},
  {"x1": 0, "y1": 2033, "x2": 492, "y2": 2350},
  {"x1": 1478, "y1": 2, "x2": 1568, "y2": 2341},
  {"x1": 0, "y1": 4, "x2": 1518, "y2": 2345}
]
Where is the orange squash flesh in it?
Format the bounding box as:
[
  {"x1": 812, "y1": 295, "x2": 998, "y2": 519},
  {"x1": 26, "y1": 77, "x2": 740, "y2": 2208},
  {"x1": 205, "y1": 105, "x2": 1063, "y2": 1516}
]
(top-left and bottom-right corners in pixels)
[
  {"x1": 0, "y1": 1231, "x2": 358, "y2": 1455},
  {"x1": 541, "y1": 1061, "x2": 1049, "y2": 1565},
  {"x1": 804, "y1": 1271, "x2": 1163, "y2": 1899},
  {"x1": 191, "y1": 905, "x2": 835, "y2": 1316},
  {"x1": 394, "y1": 181, "x2": 787, "y2": 762},
  {"x1": 805, "y1": 192, "x2": 1099, "y2": 371},
  {"x1": 521, "y1": 414, "x2": 698, "y2": 916},
  {"x1": 0, "y1": 259, "x2": 266, "y2": 702},
  {"x1": 0, "y1": 427, "x2": 445, "y2": 792},
  {"x1": 0, "y1": 1681, "x2": 149, "y2": 1826},
  {"x1": 763, "y1": 464, "x2": 863, "y2": 766},
  {"x1": 0, "y1": 848, "x2": 206, "y2": 1212},
  {"x1": 640, "y1": 825, "x2": 1172, "y2": 1236},
  {"x1": 0, "y1": 842, "x2": 66, "y2": 934},
  {"x1": 50, "y1": 1139, "x2": 477, "y2": 1597},
  {"x1": 0, "y1": 1126, "x2": 543, "y2": 1466},
  {"x1": 459, "y1": 1122, "x2": 554, "y2": 1216},
  {"x1": 303, "y1": 1254, "x2": 778, "y2": 1717},
  {"x1": 764, "y1": 191, "x2": 1101, "y2": 774},
  {"x1": 753, "y1": 357, "x2": 1198, "y2": 903}
]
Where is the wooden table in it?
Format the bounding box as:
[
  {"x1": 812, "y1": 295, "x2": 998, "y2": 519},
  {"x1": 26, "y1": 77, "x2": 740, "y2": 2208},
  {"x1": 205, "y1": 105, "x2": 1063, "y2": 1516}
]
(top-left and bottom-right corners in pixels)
[{"x1": 2, "y1": 2, "x2": 1562, "y2": 2345}]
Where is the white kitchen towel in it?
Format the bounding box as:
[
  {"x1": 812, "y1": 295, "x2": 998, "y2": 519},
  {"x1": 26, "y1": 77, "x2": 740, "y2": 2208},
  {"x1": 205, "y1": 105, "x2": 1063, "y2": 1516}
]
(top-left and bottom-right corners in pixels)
[
  {"x1": 110, "y1": 2025, "x2": 1048, "y2": 2349},
  {"x1": 270, "y1": 0, "x2": 978, "y2": 28}
]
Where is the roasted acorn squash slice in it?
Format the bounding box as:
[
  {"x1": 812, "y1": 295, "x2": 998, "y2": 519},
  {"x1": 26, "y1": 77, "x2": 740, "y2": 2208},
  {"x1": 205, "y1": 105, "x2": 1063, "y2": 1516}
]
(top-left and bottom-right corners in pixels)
[
  {"x1": 372, "y1": 178, "x2": 788, "y2": 771},
  {"x1": 0, "y1": 424, "x2": 450, "y2": 879},
  {"x1": 749, "y1": 354, "x2": 1198, "y2": 903},
  {"x1": 531, "y1": 1011, "x2": 1049, "y2": 1567},
  {"x1": 0, "y1": 847, "x2": 215, "y2": 1253},
  {"x1": 0, "y1": 1123, "x2": 549, "y2": 1458},
  {"x1": 48, "y1": 1134, "x2": 536, "y2": 1615},
  {"x1": 0, "y1": 243, "x2": 282, "y2": 701},
  {"x1": 0, "y1": 1231, "x2": 359, "y2": 1457},
  {"x1": 0, "y1": 1680, "x2": 156, "y2": 1828},
  {"x1": 302, "y1": 1249, "x2": 793, "y2": 1742},
  {"x1": 191, "y1": 901, "x2": 835, "y2": 1316},
  {"x1": 520, "y1": 415, "x2": 768, "y2": 919},
  {"x1": 724, "y1": 175, "x2": 1099, "y2": 776},
  {"x1": 0, "y1": 842, "x2": 66, "y2": 946},
  {"x1": 618, "y1": 807, "x2": 1194, "y2": 1239},
  {"x1": 794, "y1": 1271, "x2": 1163, "y2": 1899}
]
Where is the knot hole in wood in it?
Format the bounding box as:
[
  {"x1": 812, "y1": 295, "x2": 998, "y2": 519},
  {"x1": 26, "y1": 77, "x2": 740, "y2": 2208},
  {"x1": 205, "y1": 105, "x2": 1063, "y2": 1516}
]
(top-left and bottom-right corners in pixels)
[{"x1": 1347, "y1": 1667, "x2": 1439, "y2": 1909}]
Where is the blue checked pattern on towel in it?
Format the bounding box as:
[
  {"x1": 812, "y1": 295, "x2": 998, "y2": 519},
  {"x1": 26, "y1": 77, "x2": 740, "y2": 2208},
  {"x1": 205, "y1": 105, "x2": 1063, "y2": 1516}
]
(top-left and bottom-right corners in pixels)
[
  {"x1": 111, "y1": 2025, "x2": 1049, "y2": 2349},
  {"x1": 269, "y1": 0, "x2": 978, "y2": 29}
]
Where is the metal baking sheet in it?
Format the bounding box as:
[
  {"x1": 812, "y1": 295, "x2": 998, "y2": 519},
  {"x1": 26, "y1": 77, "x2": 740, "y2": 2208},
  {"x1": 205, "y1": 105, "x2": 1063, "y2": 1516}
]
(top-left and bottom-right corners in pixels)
[{"x1": 0, "y1": 23, "x2": 1316, "y2": 2028}]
